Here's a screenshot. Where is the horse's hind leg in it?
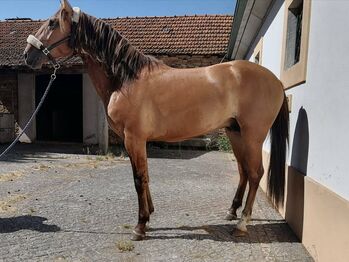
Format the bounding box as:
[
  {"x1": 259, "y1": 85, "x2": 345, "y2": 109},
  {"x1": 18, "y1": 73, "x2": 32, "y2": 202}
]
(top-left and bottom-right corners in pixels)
[
  {"x1": 235, "y1": 140, "x2": 264, "y2": 236},
  {"x1": 224, "y1": 129, "x2": 248, "y2": 220}
]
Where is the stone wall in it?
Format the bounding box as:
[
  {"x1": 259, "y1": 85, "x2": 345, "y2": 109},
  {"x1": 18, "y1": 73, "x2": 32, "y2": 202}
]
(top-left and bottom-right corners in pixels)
[
  {"x1": 0, "y1": 72, "x2": 18, "y2": 116},
  {"x1": 109, "y1": 54, "x2": 225, "y2": 145},
  {"x1": 0, "y1": 72, "x2": 18, "y2": 143}
]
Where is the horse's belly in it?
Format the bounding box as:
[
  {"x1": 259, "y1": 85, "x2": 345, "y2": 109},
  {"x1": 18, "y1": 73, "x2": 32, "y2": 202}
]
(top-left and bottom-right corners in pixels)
[{"x1": 149, "y1": 103, "x2": 233, "y2": 142}]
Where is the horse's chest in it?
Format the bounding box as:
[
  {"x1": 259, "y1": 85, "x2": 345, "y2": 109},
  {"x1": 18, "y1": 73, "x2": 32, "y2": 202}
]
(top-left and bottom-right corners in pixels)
[{"x1": 106, "y1": 106, "x2": 127, "y2": 139}]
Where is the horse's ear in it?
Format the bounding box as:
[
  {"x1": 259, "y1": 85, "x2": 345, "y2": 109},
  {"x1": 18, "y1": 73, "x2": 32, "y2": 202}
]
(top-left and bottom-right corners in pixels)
[
  {"x1": 59, "y1": 0, "x2": 73, "y2": 32},
  {"x1": 60, "y1": 0, "x2": 73, "y2": 13}
]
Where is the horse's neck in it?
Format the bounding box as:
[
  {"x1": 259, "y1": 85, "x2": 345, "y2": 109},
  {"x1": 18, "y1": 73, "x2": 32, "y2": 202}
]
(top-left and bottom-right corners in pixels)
[
  {"x1": 75, "y1": 13, "x2": 153, "y2": 90},
  {"x1": 83, "y1": 56, "x2": 112, "y2": 106}
]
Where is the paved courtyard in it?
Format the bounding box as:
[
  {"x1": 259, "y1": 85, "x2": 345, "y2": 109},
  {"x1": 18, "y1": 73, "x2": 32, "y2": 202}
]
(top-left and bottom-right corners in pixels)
[{"x1": 0, "y1": 145, "x2": 313, "y2": 262}]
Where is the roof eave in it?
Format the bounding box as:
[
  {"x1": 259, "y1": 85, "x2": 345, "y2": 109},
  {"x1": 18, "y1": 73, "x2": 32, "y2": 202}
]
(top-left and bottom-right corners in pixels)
[{"x1": 227, "y1": 0, "x2": 275, "y2": 60}]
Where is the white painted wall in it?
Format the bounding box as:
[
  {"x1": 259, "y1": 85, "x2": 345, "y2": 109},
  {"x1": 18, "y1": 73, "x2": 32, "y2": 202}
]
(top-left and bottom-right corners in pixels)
[
  {"x1": 246, "y1": 0, "x2": 349, "y2": 200},
  {"x1": 83, "y1": 73, "x2": 99, "y2": 144},
  {"x1": 18, "y1": 73, "x2": 36, "y2": 143},
  {"x1": 83, "y1": 73, "x2": 109, "y2": 153}
]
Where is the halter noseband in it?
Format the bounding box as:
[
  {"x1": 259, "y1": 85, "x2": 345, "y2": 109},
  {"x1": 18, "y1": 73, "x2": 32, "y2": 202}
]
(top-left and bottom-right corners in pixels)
[{"x1": 26, "y1": 7, "x2": 81, "y2": 68}]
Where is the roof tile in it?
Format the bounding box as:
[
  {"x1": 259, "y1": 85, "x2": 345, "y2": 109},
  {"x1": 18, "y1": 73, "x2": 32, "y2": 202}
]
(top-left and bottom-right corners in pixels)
[{"x1": 0, "y1": 15, "x2": 232, "y2": 67}]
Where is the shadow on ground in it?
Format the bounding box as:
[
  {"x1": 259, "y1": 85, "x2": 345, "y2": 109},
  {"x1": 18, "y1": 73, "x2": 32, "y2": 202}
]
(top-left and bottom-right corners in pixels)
[
  {"x1": 0, "y1": 143, "x2": 210, "y2": 162},
  {"x1": 147, "y1": 222, "x2": 299, "y2": 243},
  {"x1": 0, "y1": 143, "x2": 102, "y2": 163},
  {"x1": 147, "y1": 148, "x2": 209, "y2": 160},
  {"x1": 0, "y1": 216, "x2": 61, "y2": 233}
]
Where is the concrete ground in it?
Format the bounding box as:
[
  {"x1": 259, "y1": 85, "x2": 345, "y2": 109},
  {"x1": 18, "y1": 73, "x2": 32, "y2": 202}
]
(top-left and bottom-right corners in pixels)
[{"x1": 0, "y1": 145, "x2": 313, "y2": 262}]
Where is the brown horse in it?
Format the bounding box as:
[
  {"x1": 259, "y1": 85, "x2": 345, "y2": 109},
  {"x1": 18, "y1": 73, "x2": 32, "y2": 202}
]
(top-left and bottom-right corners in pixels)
[{"x1": 24, "y1": 0, "x2": 289, "y2": 241}]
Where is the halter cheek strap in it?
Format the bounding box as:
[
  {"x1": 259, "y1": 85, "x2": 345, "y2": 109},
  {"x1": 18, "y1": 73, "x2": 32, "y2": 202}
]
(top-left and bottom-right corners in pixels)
[{"x1": 26, "y1": 7, "x2": 81, "y2": 68}]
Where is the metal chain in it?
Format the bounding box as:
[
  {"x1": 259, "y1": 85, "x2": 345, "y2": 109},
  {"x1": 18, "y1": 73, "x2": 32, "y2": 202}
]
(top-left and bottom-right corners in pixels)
[
  {"x1": 0, "y1": 65, "x2": 60, "y2": 160},
  {"x1": 220, "y1": 54, "x2": 228, "y2": 63}
]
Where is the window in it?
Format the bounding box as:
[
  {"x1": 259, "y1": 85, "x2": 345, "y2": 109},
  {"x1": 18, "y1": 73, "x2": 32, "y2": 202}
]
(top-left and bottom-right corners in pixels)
[
  {"x1": 253, "y1": 37, "x2": 263, "y2": 65},
  {"x1": 255, "y1": 52, "x2": 260, "y2": 64},
  {"x1": 281, "y1": 0, "x2": 311, "y2": 89}
]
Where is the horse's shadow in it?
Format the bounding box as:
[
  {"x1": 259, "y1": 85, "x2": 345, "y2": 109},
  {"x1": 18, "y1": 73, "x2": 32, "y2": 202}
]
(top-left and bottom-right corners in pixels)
[
  {"x1": 147, "y1": 221, "x2": 299, "y2": 243},
  {"x1": 0, "y1": 215, "x2": 61, "y2": 233}
]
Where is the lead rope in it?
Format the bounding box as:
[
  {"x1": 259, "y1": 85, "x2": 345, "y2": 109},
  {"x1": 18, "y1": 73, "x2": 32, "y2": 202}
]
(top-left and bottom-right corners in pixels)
[{"x1": 0, "y1": 64, "x2": 60, "y2": 160}]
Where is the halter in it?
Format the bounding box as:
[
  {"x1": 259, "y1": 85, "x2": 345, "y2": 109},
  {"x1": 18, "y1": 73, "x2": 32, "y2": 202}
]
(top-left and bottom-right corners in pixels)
[{"x1": 26, "y1": 7, "x2": 81, "y2": 69}]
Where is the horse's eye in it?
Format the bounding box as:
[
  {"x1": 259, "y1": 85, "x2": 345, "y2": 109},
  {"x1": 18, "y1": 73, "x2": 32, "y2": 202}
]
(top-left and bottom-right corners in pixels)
[{"x1": 48, "y1": 19, "x2": 58, "y2": 29}]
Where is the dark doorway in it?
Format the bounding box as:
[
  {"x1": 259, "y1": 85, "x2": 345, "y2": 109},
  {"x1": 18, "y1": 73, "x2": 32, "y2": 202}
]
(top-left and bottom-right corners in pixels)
[{"x1": 36, "y1": 74, "x2": 83, "y2": 143}]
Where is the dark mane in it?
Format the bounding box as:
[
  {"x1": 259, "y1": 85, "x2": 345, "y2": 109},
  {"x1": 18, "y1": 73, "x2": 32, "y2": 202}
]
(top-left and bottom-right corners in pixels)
[{"x1": 72, "y1": 13, "x2": 159, "y2": 89}]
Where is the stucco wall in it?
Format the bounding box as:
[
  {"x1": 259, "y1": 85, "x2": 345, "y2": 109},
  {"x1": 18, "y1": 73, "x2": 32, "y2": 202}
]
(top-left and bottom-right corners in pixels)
[{"x1": 246, "y1": 0, "x2": 349, "y2": 201}]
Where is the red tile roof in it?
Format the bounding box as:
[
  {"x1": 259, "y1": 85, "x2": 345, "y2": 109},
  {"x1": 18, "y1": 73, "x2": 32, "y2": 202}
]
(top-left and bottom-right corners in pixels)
[{"x1": 0, "y1": 15, "x2": 233, "y2": 68}]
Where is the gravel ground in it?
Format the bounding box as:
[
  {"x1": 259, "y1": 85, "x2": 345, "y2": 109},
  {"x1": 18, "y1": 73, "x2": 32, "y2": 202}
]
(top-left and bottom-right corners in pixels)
[{"x1": 0, "y1": 145, "x2": 313, "y2": 262}]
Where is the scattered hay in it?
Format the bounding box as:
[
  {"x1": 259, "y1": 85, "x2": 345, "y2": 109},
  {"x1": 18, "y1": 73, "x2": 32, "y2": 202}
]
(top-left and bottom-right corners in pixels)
[
  {"x1": 116, "y1": 240, "x2": 135, "y2": 252},
  {"x1": 122, "y1": 224, "x2": 132, "y2": 229},
  {"x1": 54, "y1": 256, "x2": 68, "y2": 262},
  {"x1": 0, "y1": 194, "x2": 27, "y2": 213},
  {"x1": 95, "y1": 156, "x2": 104, "y2": 161},
  {"x1": 33, "y1": 164, "x2": 50, "y2": 171},
  {"x1": 0, "y1": 171, "x2": 24, "y2": 182}
]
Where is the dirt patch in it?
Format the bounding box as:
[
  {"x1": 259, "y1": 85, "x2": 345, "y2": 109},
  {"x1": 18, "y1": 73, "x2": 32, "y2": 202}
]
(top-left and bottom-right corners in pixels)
[
  {"x1": 60, "y1": 158, "x2": 127, "y2": 170},
  {"x1": 0, "y1": 194, "x2": 27, "y2": 213},
  {"x1": 116, "y1": 240, "x2": 135, "y2": 252},
  {"x1": 33, "y1": 164, "x2": 51, "y2": 171},
  {"x1": 0, "y1": 171, "x2": 24, "y2": 182}
]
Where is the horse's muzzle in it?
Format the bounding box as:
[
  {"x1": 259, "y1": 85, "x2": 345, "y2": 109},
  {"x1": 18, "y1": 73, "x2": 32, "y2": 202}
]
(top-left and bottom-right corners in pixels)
[{"x1": 23, "y1": 49, "x2": 44, "y2": 69}]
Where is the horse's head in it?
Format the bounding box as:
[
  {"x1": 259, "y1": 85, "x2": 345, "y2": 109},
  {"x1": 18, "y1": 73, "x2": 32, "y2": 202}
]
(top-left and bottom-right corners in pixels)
[{"x1": 24, "y1": 0, "x2": 79, "y2": 69}]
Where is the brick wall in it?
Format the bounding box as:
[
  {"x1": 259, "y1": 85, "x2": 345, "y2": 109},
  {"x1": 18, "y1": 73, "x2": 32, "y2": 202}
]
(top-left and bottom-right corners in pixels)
[{"x1": 109, "y1": 54, "x2": 225, "y2": 145}]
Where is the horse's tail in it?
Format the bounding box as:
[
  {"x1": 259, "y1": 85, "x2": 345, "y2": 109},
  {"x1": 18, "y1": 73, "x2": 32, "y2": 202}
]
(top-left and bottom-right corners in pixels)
[{"x1": 267, "y1": 93, "x2": 289, "y2": 207}]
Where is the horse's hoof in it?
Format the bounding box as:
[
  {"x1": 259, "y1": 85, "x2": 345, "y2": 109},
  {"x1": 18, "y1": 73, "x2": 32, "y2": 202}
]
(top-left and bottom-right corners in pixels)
[
  {"x1": 224, "y1": 210, "x2": 237, "y2": 221},
  {"x1": 145, "y1": 224, "x2": 150, "y2": 232},
  {"x1": 132, "y1": 230, "x2": 145, "y2": 241},
  {"x1": 233, "y1": 228, "x2": 248, "y2": 237},
  {"x1": 236, "y1": 220, "x2": 248, "y2": 232}
]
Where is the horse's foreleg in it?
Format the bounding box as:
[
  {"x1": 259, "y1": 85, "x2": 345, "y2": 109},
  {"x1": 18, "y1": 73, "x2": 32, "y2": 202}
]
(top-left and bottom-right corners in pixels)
[
  {"x1": 130, "y1": 158, "x2": 154, "y2": 216},
  {"x1": 125, "y1": 137, "x2": 149, "y2": 241},
  {"x1": 235, "y1": 142, "x2": 263, "y2": 236}
]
